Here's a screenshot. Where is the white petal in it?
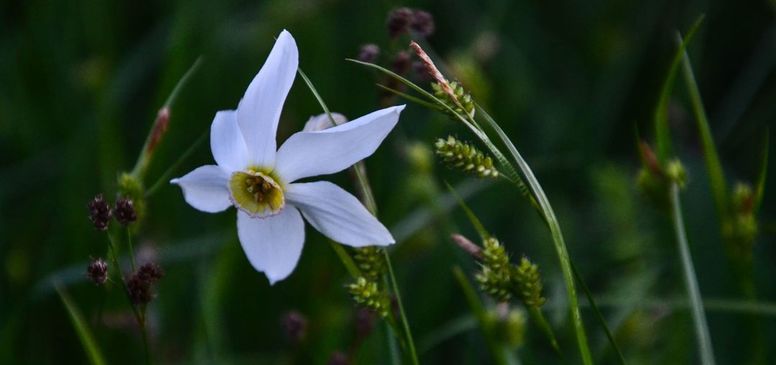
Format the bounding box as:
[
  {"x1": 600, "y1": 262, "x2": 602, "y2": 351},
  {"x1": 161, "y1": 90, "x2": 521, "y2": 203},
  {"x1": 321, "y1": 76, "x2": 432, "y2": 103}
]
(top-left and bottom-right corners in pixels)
[
  {"x1": 302, "y1": 112, "x2": 348, "y2": 132},
  {"x1": 236, "y1": 30, "x2": 298, "y2": 168},
  {"x1": 286, "y1": 181, "x2": 394, "y2": 247},
  {"x1": 210, "y1": 110, "x2": 249, "y2": 172},
  {"x1": 236, "y1": 207, "x2": 305, "y2": 284},
  {"x1": 170, "y1": 165, "x2": 231, "y2": 213},
  {"x1": 275, "y1": 105, "x2": 405, "y2": 182}
]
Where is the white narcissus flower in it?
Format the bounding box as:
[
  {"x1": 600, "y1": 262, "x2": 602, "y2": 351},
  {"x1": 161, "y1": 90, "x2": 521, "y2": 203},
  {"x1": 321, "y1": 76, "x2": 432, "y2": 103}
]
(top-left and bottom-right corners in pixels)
[{"x1": 171, "y1": 30, "x2": 404, "y2": 284}]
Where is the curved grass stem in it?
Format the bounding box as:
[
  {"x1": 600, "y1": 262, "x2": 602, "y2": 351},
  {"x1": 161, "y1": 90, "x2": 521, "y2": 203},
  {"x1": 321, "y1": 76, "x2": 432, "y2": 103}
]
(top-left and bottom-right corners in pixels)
[
  {"x1": 669, "y1": 184, "x2": 716, "y2": 365},
  {"x1": 476, "y1": 107, "x2": 593, "y2": 365}
]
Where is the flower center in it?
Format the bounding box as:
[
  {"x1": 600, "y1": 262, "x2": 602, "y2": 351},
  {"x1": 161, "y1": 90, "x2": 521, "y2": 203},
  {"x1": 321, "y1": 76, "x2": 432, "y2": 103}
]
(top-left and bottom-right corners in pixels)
[{"x1": 229, "y1": 169, "x2": 285, "y2": 217}]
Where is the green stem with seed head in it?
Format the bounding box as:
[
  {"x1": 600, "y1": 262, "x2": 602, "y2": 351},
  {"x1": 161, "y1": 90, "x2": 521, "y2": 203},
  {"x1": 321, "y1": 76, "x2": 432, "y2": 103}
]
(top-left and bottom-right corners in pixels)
[{"x1": 298, "y1": 68, "x2": 419, "y2": 365}]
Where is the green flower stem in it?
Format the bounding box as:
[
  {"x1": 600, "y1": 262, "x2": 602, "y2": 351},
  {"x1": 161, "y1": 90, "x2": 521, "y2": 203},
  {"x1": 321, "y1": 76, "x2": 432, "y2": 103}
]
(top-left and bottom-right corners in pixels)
[
  {"x1": 677, "y1": 32, "x2": 728, "y2": 224},
  {"x1": 131, "y1": 57, "x2": 203, "y2": 181},
  {"x1": 528, "y1": 307, "x2": 560, "y2": 354},
  {"x1": 106, "y1": 233, "x2": 151, "y2": 365},
  {"x1": 126, "y1": 228, "x2": 137, "y2": 271},
  {"x1": 55, "y1": 284, "x2": 107, "y2": 365},
  {"x1": 669, "y1": 184, "x2": 716, "y2": 365}
]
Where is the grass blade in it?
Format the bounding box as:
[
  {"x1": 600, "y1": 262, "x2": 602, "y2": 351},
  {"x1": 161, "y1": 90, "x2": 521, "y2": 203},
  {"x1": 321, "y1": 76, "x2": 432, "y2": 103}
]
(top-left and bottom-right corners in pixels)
[
  {"x1": 654, "y1": 16, "x2": 705, "y2": 161},
  {"x1": 132, "y1": 57, "x2": 204, "y2": 179},
  {"x1": 669, "y1": 184, "x2": 716, "y2": 365},
  {"x1": 678, "y1": 33, "x2": 729, "y2": 221},
  {"x1": 55, "y1": 284, "x2": 107, "y2": 365},
  {"x1": 475, "y1": 105, "x2": 594, "y2": 365},
  {"x1": 376, "y1": 83, "x2": 443, "y2": 111},
  {"x1": 445, "y1": 181, "x2": 489, "y2": 240},
  {"x1": 571, "y1": 262, "x2": 627, "y2": 365}
]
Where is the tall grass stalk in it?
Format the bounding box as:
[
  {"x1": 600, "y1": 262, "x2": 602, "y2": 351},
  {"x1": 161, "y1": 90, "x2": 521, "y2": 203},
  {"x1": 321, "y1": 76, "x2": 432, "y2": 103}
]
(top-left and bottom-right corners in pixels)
[
  {"x1": 55, "y1": 284, "x2": 107, "y2": 365},
  {"x1": 669, "y1": 184, "x2": 716, "y2": 365},
  {"x1": 349, "y1": 58, "x2": 595, "y2": 365},
  {"x1": 298, "y1": 68, "x2": 419, "y2": 365}
]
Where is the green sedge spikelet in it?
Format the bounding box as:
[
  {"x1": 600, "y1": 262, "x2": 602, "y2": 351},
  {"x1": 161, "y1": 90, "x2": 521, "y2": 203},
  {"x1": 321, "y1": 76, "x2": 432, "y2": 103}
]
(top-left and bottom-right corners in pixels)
[
  {"x1": 348, "y1": 277, "x2": 390, "y2": 318},
  {"x1": 353, "y1": 247, "x2": 385, "y2": 282},
  {"x1": 475, "y1": 237, "x2": 512, "y2": 302},
  {"x1": 435, "y1": 136, "x2": 499, "y2": 178},
  {"x1": 432, "y1": 81, "x2": 475, "y2": 118},
  {"x1": 512, "y1": 256, "x2": 546, "y2": 308}
]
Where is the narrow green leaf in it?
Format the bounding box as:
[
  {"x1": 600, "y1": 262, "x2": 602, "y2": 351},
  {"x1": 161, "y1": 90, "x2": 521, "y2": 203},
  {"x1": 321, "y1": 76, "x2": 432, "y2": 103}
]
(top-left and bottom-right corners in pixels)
[
  {"x1": 329, "y1": 240, "x2": 361, "y2": 278},
  {"x1": 132, "y1": 57, "x2": 204, "y2": 179},
  {"x1": 669, "y1": 184, "x2": 717, "y2": 365},
  {"x1": 654, "y1": 16, "x2": 705, "y2": 162},
  {"x1": 678, "y1": 32, "x2": 729, "y2": 221},
  {"x1": 55, "y1": 284, "x2": 107, "y2": 365},
  {"x1": 375, "y1": 83, "x2": 443, "y2": 111},
  {"x1": 145, "y1": 129, "x2": 208, "y2": 198},
  {"x1": 383, "y1": 250, "x2": 420, "y2": 365},
  {"x1": 527, "y1": 307, "x2": 561, "y2": 354},
  {"x1": 754, "y1": 130, "x2": 769, "y2": 212},
  {"x1": 162, "y1": 56, "x2": 204, "y2": 108},
  {"x1": 348, "y1": 59, "x2": 441, "y2": 106},
  {"x1": 571, "y1": 262, "x2": 627, "y2": 365},
  {"x1": 444, "y1": 181, "x2": 490, "y2": 240},
  {"x1": 475, "y1": 104, "x2": 594, "y2": 365}
]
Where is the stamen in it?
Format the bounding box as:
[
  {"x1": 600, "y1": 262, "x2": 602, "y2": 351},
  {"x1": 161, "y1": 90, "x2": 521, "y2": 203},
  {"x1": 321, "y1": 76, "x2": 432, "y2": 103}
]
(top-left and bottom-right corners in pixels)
[{"x1": 230, "y1": 169, "x2": 285, "y2": 217}]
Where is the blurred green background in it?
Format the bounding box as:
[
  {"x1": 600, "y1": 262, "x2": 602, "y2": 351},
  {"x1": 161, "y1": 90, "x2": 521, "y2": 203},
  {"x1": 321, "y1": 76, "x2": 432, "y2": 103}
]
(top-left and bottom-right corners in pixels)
[{"x1": 2, "y1": 0, "x2": 775, "y2": 364}]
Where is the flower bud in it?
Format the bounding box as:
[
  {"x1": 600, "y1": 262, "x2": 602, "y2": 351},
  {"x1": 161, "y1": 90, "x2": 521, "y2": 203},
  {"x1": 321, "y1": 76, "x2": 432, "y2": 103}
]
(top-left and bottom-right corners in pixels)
[
  {"x1": 731, "y1": 182, "x2": 754, "y2": 213},
  {"x1": 303, "y1": 113, "x2": 347, "y2": 132},
  {"x1": 136, "y1": 262, "x2": 164, "y2": 283},
  {"x1": 127, "y1": 262, "x2": 164, "y2": 305},
  {"x1": 86, "y1": 258, "x2": 109, "y2": 286},
  {"x1": 114, "y1": 197, "x2": 137, "y2": 226},
  {"x1": 88, "y1": 194, "x2": 112, "y2": 231},
  {"x1": 665, "y1": 159, "x2": 687, "y2": 188},
  {"x1": 147, "y1": 107, "x2": 170, "y2": 154}
]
